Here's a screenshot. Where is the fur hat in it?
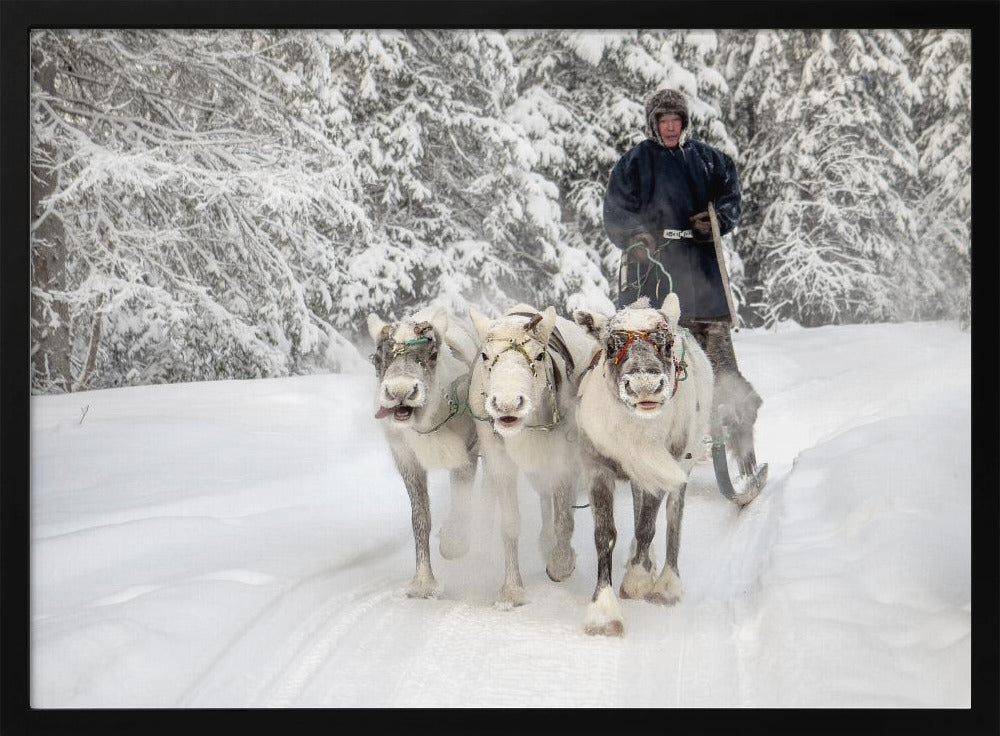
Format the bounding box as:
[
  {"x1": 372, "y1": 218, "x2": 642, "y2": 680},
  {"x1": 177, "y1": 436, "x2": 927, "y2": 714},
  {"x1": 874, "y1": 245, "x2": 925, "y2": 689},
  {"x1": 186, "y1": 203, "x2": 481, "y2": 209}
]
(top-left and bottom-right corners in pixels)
[{"x1": 645, "y1": 88, "x2": 689, "y2": 145}]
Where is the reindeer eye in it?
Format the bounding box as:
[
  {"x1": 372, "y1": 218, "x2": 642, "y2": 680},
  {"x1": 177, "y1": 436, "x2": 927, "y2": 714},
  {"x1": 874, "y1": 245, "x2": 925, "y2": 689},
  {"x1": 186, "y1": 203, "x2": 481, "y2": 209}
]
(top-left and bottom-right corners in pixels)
[
  {"x1": 481, "y1": 352, "x2": 488, "y2": 361},
  {"x1": 535, "y1": 351, "x2": 545, "y2": 362},
  {"x1": 429, "y1": 349, "x2": 438, "y2": 361}
]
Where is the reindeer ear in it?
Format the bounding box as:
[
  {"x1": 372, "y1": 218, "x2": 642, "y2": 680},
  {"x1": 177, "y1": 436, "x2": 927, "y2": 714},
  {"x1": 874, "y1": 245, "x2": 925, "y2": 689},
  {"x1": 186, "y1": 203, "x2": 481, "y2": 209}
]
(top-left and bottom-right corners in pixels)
[
  {"x1": 660, "y1": 293, "x2": 681, "y2": 332},
  {"x1": 534, "y1": 306, "x2": 557, "y2": 343},
  {"x1": 573, "y1": 309, "x2": 608, "y2": 339},
  {"x1": 469, "y1": 305, "x2": 492, "y2": 342},
  {"x1": 428, "y1": 307, "x2": 448, "y2": 341},
  {"x1": 367, "y1": 313, "x2": 388, "y2": 342}
]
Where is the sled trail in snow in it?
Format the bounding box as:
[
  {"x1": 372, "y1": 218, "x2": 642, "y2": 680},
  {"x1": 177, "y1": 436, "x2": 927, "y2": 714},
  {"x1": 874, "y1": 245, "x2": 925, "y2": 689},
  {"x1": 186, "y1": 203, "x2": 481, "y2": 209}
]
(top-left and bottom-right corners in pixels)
[
  {"x1": 30, "y1": 322, "x2": 971, "y2": 708},
  {"x1": 178, "y1": 568, "x2": 401, "y2": 707}
]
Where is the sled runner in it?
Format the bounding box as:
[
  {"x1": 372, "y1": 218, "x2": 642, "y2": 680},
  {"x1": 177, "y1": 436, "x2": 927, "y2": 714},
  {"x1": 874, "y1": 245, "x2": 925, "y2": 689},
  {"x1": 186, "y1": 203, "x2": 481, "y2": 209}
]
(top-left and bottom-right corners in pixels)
[
  {"x1": 712, "y1": 438, "x2": 768, "y2": 506},
  {"x1": 705, "y1": 202, "x2": 768, "y2": 506}
]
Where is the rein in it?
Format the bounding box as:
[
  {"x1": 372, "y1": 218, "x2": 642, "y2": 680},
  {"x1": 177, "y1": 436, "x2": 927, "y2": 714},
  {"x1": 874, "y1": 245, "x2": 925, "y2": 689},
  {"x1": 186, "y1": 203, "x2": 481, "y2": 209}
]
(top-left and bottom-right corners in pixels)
[
  {"x1": 619, "y1": 241, "x2": 675, "y2": 306},
  {"x1": 409, "y1": 373, "x2": 469, "y2": 435}
]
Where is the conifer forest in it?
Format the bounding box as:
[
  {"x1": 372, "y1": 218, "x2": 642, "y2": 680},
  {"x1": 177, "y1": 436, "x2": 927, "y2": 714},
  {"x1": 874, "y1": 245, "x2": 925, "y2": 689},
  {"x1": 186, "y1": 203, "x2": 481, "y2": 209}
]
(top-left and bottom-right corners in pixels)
[{"x1": 29, "y1": 29, "x2": 971, "y2": 393}]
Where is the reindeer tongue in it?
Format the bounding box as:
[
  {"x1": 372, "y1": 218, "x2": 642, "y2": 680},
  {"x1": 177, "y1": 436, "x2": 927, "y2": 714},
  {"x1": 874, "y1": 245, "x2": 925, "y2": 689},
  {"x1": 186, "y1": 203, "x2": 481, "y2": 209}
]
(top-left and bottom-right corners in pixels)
[{"x1": 374, "y1": 406, "x2": 394, "y2": 419}]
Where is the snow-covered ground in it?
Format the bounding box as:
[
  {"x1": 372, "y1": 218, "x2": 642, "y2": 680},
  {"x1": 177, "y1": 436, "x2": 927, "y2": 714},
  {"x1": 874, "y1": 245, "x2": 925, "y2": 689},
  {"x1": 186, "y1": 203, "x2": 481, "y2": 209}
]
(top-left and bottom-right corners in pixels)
[{"x1": 30, "y1": 321, "x2": 971, "y2": 708}]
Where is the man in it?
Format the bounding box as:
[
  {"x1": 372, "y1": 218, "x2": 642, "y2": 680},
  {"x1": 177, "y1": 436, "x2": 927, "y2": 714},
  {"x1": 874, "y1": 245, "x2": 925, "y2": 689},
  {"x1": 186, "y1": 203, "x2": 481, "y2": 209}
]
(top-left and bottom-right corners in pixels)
[{"x1": 602, "y1": 88, "x2": 762, "y2": 471}]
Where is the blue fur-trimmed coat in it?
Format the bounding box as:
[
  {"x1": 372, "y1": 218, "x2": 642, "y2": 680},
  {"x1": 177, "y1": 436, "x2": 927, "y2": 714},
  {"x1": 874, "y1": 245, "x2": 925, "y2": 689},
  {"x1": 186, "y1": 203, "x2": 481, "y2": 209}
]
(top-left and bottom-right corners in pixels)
[{"x1": 603, "y1": 138, "x2": 741, "y2": 319}]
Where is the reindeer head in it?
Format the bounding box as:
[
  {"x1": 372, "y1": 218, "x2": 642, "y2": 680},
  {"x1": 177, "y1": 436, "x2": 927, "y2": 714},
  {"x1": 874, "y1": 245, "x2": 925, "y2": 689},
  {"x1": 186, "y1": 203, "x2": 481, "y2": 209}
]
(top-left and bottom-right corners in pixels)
[
  {"x1": 470, "y1": 305, "x2": 558, "y2": 438},
  {"x1": 366, "y1": 308, "x2": 449, "y2": 427},
  {"x1": 574, "y1": 294, "x2": 683, "y2": 419}
]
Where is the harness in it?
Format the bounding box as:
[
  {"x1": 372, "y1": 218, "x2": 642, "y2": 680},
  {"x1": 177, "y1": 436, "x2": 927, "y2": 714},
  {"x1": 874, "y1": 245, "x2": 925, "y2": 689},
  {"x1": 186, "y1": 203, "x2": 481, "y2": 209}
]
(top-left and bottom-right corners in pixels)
[
  {"x1": 409, "y1": 374, "x2": 469, "y2": 435},
  {"x1": 393, "y1": 335, "x2": 430, "y2": 356},
  {"x1": 472, "y1": 313, "x2": 568, "y2": 432},
  {"x1": 606, "y1": 324, "x2": 688, "y2": 398},
  {"x1": 372, "y1": 323, "x2": 469, "y2": 435},
  {"x1": 508, "y1": 311, "x2": 576, "y2": 379}
]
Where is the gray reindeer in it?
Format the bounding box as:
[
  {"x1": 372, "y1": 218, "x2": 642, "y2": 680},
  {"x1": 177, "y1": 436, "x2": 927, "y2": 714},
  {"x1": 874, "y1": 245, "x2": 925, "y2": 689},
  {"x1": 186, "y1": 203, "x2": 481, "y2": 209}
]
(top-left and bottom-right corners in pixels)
[
  {"x1": 366, "y1": 307, "x2": 478, "y2": 598},
  {"x1": 573, "y1": 294, "x2": 713, "y2": 635}
]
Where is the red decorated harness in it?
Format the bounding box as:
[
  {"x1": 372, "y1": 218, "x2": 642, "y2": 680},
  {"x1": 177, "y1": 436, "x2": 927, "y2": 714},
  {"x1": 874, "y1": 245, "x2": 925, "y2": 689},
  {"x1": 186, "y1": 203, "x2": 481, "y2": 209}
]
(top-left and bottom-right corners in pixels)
[{"x1": 610, "y1": 322, "x2": 688, "y2": 398}]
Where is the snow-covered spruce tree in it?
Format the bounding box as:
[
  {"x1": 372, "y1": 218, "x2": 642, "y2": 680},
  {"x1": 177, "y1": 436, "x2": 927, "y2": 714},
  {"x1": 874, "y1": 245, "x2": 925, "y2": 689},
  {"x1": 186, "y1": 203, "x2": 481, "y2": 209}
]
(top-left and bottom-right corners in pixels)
[
  {"x1": 738, "y1": 30, "x2": 921, "y2": 327},
  {"x1": 311, "y1": 29, "x2": 608, "y2": 326},
  {"x1": 31, "y1": 40, "x2": 73, "y2": 393},
  {"x1": 910, "y1": 29, "x2": 971, "y2": 325},
  {"x1": 505, "y1": 29, "x2": 740, "y2": 315},
  {"x1": 30, "y1": 29, "x2": 371, "y2": 392},
  {"x1": 722, "y1": 29, "x2": 803, "y2": 324}
]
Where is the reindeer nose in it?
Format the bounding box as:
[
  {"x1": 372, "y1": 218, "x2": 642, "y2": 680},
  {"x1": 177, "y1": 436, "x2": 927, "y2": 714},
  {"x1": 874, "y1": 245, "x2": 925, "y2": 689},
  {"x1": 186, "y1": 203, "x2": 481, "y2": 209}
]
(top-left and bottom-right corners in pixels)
[
  {"x1": 623, "y1": 373, "x2": 665, "y2": 397},
  {"x1": 490, "y1": 394, "x2": 525, "y2": 414},
  {"x1": 383, "y1": 380, "x2": 422, "y2": 403}
]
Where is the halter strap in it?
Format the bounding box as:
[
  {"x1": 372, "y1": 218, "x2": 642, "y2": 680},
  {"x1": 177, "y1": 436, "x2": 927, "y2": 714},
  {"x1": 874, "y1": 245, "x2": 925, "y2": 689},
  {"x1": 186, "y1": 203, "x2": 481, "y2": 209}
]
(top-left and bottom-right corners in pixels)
[
  {"x1": 507, "y1": 311, "x2": 576, "y2": 376},
  {"x1": 613, "y1": 331, "x2": 661, "y2": 365},
  {"x1": 608, "y1": 326, "x2": 688, "y2": 398},
  {"x1": 393, "y1": 335, "x2": 431, "y2": 356},
  {"x1": 476, "y1": 317, "x2": 565, "y2": 432},
  {"x1": 488, "y1": 338, "x2": 539, "y2": 375},
  {"x1": 409, "y1": 374, "x2": 469, "y2": 435}
]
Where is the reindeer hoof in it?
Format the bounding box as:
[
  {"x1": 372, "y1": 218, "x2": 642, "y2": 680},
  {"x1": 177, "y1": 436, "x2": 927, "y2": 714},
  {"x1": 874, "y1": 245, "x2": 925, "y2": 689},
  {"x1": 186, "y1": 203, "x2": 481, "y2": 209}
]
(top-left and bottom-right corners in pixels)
[
  {"x1": 584, "y1": 620, "x2": 624, "y2": 637},
  {"x1": 438, "y1": 526, "x2": 470, "y2": 560},
  {"x1": 545, "y1": 546, "x2": 576, "y2": 582},
  {"x1": 645, "y1": 570, "x2": 683, "y2": 606},
  {"x1": 406, "y1": 575, "x2": 443, "y2": 599},
  {"x1": 584, "y1": 587, "x2": 624, "y2": 636},
  {"x1": 644, "y1": 591, "x2": 681, "y2": 606},
  {"x1": 494, "y1": 586, "x2": 526, "y2": 610},
  {"x1": 619, "y1": 563, "x2": 656, "y2": 600}
]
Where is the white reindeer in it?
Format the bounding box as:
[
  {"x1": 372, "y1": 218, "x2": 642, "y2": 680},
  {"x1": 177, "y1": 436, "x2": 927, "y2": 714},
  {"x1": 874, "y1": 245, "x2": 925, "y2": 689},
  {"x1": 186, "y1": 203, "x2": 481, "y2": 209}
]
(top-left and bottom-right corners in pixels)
[
  {"x1": 572, "y1": 294, "x2": 713, "y2": 636},
  {"x1": 467, "y1": 304, "x2": 597, "y2": 608},
  {"x1": 366, "y1": 307, "x2": 478, "y2": 598}
]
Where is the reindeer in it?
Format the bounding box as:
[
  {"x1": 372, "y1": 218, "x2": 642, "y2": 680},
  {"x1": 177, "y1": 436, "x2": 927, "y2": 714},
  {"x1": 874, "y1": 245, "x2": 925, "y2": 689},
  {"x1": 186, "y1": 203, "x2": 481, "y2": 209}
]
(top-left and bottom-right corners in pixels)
[
  {"x1": 366, "y1": 307, "x2": 478, "y2": 599},
  {"x1": 572, "y1": 294, "x2": 713, "y2": 636},
  {"x1": 467, "y1": 304, "x2": 597, "y2": 608}
]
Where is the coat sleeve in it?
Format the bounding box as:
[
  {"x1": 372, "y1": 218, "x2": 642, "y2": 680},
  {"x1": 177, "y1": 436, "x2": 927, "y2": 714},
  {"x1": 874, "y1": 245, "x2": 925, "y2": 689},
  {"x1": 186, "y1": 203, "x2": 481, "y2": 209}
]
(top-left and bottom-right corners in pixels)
[
  {"x1": 710, "y1": 150, "x2": 742, "y2": 236},
  {"x1": 602, "y1": 150, "x2": 648, "y2": 249}
]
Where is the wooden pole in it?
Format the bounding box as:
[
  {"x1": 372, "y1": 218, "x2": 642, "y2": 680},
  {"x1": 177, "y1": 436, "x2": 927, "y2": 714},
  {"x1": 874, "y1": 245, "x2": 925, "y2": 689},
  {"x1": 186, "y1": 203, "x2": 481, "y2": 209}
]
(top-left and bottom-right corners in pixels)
[{"x1": 707, "y1": 202, "x2": 737, "y2": 326}]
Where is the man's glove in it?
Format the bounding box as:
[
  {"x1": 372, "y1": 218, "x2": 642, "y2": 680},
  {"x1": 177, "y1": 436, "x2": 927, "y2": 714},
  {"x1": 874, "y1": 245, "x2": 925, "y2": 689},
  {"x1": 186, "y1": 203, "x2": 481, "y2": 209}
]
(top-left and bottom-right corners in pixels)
[
  {"x1": 626, "y1": 231, "x2": 657, "y2": 262},
  {"x1": 690, "y1": 211, "x2": 713, "y2": 242}
]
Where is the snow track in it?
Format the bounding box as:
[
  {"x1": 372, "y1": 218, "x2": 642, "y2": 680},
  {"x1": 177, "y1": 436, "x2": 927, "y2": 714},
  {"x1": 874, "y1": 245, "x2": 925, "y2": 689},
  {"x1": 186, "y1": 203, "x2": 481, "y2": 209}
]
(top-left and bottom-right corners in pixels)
[
  {"x1": 31, "y1": 323, "x2": 971, "y2": 707},
  {"x1": 177, "y1": 565, "x2": 401, "y2": 707}
]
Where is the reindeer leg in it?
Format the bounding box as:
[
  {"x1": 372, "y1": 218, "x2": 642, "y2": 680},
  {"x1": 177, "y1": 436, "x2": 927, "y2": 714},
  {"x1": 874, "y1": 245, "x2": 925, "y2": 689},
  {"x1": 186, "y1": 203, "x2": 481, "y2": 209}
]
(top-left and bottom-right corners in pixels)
[
  {"x1": 487, "y1": 456, "x2": 525, "y2": 609},
  {"x1": 621, "y1": 486, "x2": 663, "y2": 600},
  {"x1": 473, "y1": 456, "x2": 497, "y2": 547},
  {"x1": 439, "y1": 462, "x2": 473, "y2": 560},
  {"x1": 545, "y1": 475, "x2": 577, "y2": 582},
  {"x1": 626, "y1": 481, "x2": 659, "y2": 580},
  {"x1": 584, "y1": 469, "x2": 623, "y2": 636},
  {"x1": 537, "y1": 488, "x2": 556, "y2": 559},
  {"x1": 647, "y1": 484, "x2": 686, "y2": 606},
  {"x1": 627, "y1": 482, "x2": 642, "y2": 561},
  {"x1": 391, "y1": 446, "x2": 441, "y2": 599}
]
